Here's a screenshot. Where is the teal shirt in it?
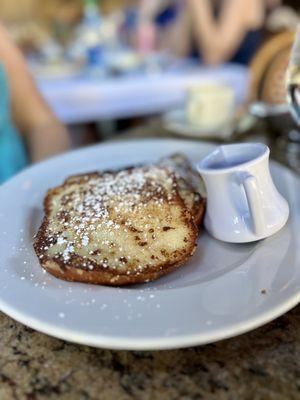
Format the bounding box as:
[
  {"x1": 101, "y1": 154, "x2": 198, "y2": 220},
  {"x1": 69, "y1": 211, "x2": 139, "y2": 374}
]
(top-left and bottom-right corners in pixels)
[{"x1": 0, "y1": 65, "x2": 27, "y2": 184}]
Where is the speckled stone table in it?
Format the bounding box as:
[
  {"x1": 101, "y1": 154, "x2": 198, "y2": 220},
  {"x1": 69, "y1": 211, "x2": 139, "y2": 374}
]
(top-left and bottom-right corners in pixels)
[
  {"x1": 0, "y1": 306, "x2": 300, "y2": 400},
  {"x1": 1, "y1": 124, "x2": 300, "y2": 399}
]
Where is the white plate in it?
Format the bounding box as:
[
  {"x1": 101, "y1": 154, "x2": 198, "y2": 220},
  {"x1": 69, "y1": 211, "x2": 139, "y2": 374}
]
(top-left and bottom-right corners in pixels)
[
  {"x1": 163, "y1": 108, "x2": 234, "y2": 140},
  {"x1": 0, "y1": 139, "x2": 299, "y2": 350}
]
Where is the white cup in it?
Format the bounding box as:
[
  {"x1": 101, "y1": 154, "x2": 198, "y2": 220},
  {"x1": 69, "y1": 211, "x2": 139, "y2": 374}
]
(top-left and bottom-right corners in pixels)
[
  {"x1": 197, "y1": 143, "x2": 289, "y2": 243},
  {"x1": 186, "y1": 83, "x2": 235, "y2": 137}
]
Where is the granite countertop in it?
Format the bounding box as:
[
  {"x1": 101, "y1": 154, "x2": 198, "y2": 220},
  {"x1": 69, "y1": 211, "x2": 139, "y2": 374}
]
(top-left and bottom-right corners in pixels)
[
  {"x1": 1, "y1": 124, "x2": 300, "y2": 399},
  {"x1": 0, "y1": 306, "x2": 300, "y2": 400}
]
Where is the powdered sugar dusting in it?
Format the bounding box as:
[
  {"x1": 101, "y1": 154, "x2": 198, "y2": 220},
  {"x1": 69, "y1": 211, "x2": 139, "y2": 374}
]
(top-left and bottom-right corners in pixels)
[{"x1": 35, "y1": 165, "x2": 179, "y2": 275}]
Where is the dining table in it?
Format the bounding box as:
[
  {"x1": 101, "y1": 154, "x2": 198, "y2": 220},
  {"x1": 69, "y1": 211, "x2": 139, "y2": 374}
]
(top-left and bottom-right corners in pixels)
[
  {"x1": 35, "y1": 62, "x2": 249, "y2": 124},
  {"x1": 1, "y1": 120, "x2": 299, "y2": 400}
]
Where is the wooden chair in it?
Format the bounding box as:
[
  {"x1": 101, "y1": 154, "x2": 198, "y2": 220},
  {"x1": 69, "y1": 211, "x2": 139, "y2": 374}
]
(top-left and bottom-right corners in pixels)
[{"x1": 249, "y1": 30, "x2": 295, "y2": 105}]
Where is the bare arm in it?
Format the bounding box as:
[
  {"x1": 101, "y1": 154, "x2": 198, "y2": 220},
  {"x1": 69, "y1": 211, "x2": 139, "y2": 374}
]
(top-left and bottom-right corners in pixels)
[
  {"x1": 160, "y1": 6, "x2": 192, "y2": 58},
  {"x1": 187, "y1": 0, "x2": 264, "y2": 65},
  {"x1": 0, "y1": 24, "x2": 70, "y2": 162}
]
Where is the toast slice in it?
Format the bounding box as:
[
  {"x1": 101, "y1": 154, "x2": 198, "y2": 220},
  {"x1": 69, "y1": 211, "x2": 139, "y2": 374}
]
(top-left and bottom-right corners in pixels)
[{"x1": 34, "y1": 165, "x2": 199, "y2": 286}]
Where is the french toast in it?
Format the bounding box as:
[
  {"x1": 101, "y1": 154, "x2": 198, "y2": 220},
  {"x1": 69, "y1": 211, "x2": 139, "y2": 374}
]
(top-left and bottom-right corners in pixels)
[{"x1": 34, "y1": 155, "x2": 205, "y2": 286}]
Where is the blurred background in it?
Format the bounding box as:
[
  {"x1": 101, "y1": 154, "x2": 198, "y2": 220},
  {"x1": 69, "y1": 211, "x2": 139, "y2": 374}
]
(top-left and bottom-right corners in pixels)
[{"x1": 0, "y1": 0, "x2": 300, "y2": 183}]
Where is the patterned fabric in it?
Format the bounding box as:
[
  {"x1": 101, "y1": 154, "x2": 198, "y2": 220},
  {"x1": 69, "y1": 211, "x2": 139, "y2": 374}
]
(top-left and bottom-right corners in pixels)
[{"x1": 0, "y1": 65, "x2": 27, "y2": 184}]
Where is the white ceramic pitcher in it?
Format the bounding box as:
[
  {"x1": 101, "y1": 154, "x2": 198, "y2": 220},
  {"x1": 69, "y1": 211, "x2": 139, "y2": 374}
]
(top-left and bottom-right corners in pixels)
[{"x1": 197, "y1": 143, "x2": 289, "y2": 243}]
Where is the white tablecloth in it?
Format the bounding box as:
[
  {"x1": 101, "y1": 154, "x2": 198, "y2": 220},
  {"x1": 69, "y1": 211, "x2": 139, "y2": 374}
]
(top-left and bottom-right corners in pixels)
[{"x1": 37, "y1": 63, "x2": 249, "y2": 125}]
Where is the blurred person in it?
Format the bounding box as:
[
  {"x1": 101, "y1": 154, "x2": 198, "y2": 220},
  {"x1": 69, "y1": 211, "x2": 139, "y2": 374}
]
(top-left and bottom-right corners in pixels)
[
  {"x1": 0, "y1": 24, "x2": 69, "y2": 183},
  {"x1": 136, "y1": 0, "x2": 281, "y2": 64},
  {"x1": 186, "y1": 0, "x2": 281, "y2": 64}
]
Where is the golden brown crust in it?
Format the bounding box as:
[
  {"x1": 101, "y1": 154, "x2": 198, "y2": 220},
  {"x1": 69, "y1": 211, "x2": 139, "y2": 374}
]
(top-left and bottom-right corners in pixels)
[
  {"x1": 192, "y1": 196, "x2": 206, "y2": 226},
  {"x1": 40, "y1": 259, "x2": 187, "y2": 286},
  {"x1": 35, "y1": 236, "x2": 197, "y2": 286}
]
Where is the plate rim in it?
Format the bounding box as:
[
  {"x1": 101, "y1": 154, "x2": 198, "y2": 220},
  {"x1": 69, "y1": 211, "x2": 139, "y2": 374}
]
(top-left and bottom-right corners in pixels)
[{"x1": 0, "y1": 288, "x2": 299, "y2": 350}]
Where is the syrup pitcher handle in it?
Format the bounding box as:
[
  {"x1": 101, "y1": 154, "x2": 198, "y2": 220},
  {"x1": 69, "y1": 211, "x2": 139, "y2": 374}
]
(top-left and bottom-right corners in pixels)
[{"x1": 241, "y1": 174, "x2": 265, "y2": 236}]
